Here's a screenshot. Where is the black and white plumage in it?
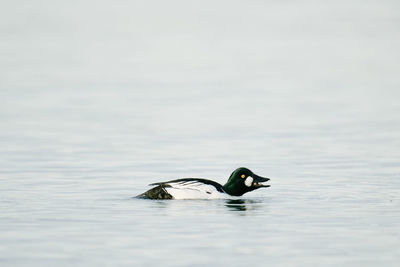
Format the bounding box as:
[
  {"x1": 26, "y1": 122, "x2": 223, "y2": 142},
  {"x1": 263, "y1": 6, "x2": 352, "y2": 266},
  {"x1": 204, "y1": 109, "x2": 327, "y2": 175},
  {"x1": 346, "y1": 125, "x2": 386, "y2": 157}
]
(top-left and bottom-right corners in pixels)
[
  {"x1": 137, "y1": 168, "x2": 270, "y2": 200},
  {"x1": 137, "y1": 178, "x2": 226, "y2": 199}
]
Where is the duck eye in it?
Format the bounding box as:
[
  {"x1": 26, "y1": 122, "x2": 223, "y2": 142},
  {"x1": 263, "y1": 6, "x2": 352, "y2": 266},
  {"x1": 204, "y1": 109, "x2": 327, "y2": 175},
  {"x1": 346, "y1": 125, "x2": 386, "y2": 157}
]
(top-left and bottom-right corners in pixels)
[{"x1": 241, "y1": 174, "x2": 246, "y2": 178}]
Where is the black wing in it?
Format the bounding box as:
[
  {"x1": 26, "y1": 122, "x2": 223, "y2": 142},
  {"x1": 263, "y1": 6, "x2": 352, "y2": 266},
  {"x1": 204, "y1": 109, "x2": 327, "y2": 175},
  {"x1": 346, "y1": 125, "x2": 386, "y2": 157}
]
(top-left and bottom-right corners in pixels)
[{"x1": 149, "y1": 178, "x2": 224, "y2": 193}]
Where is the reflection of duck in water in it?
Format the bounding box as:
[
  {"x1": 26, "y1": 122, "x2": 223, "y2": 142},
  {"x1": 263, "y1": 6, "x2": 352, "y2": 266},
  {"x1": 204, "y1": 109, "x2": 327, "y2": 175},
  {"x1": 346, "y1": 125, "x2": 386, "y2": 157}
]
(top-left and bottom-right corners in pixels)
[
  {"x1": 225, "y1": 199, "x2": 263, "y2": 211},
  {"x1": 137, "y1": 167, "x2": 270, "y2": 200},
  {"x1": 225, "y1": 199, "x2": 248, "y2": 211}
]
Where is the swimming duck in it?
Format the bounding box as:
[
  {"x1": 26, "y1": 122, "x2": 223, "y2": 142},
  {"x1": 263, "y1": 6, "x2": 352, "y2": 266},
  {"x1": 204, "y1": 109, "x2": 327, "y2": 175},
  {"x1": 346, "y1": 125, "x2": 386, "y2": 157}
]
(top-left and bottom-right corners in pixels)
[{"x1": 137, "y1": 167, "x2": 270, "y2": 199}]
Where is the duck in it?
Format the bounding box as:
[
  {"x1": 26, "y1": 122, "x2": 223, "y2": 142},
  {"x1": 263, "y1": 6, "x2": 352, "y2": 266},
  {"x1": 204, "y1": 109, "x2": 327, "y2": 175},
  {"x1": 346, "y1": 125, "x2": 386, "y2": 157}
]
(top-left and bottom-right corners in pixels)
[{"x1": 137, "y1": 167, "x2": 270, "y2": 199}]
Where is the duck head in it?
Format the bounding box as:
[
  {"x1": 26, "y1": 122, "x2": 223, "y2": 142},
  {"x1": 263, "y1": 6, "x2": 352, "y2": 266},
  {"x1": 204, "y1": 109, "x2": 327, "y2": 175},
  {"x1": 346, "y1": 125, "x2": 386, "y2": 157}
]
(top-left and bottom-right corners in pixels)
[{"x1": 222, "y1": 167, "x2": 270, "y2": 196}]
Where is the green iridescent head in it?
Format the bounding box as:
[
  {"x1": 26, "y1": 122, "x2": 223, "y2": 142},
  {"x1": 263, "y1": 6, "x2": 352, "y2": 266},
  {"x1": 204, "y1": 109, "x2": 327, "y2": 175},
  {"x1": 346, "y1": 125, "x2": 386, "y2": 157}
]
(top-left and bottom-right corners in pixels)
[{"x1": 222, "y1": 167, "x2": 270, "y2": 196}]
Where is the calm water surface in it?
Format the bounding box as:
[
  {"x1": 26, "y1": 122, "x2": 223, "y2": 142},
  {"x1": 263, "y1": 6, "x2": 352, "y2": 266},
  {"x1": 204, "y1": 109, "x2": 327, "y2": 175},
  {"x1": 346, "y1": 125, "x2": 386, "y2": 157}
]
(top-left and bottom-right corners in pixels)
[{"x1": 1, "y1": 1, "x2": 400, "y2": 266}]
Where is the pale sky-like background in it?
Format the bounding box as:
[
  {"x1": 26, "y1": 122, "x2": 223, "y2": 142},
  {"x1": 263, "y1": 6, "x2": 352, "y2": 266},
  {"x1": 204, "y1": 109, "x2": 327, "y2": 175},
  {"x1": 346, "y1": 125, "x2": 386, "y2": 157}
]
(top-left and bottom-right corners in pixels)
[{"x1": 1, "y1": 1, "x2": 400, "y2": 266}]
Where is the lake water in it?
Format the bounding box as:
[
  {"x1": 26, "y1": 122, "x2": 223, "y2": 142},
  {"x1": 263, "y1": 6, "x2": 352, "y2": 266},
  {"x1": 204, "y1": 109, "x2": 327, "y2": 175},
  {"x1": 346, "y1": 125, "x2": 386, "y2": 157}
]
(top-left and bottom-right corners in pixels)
[{"x1": 1, "y1": 0, "x2": 400, "y2": 266}]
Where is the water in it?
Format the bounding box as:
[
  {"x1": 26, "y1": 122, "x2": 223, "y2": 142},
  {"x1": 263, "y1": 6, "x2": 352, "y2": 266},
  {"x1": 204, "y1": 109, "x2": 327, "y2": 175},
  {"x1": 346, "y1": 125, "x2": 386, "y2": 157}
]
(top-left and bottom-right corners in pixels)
[{"x1": 1, "y1": 0, "x2": 400, "y2": 266}]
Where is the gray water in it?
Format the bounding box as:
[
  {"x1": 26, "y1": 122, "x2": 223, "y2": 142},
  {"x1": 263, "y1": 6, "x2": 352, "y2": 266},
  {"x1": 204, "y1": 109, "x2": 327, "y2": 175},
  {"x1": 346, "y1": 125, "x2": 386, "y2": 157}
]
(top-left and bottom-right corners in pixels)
[{"x1": 1, "y1": 0, "x2": 400, "y2": 266}]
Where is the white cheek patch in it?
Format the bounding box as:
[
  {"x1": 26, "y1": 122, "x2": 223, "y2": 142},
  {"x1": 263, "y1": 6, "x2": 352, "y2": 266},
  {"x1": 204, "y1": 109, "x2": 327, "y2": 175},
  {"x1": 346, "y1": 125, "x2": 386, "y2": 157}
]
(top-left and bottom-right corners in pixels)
[{"x1": 245, "y1": 176, "x2": 253, "y2": 187}]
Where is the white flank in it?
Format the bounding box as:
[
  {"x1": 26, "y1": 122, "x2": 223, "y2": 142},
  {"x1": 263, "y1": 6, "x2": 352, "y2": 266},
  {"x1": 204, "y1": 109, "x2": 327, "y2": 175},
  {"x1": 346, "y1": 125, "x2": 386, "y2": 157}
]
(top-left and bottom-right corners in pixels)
[
  {"x1": 164, "y1": 180, "x2": 228, "y2": 199},
  {"x1": 245, "y1": 176, "x2": 253, "y2": 187}
]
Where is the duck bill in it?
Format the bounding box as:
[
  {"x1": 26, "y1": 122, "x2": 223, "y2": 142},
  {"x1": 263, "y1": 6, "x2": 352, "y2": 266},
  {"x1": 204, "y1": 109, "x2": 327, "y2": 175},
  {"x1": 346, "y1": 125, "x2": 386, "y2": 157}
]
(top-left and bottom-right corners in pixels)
[{"x1": 252, "y1": 174, "x2": 270, "y2": 188}]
